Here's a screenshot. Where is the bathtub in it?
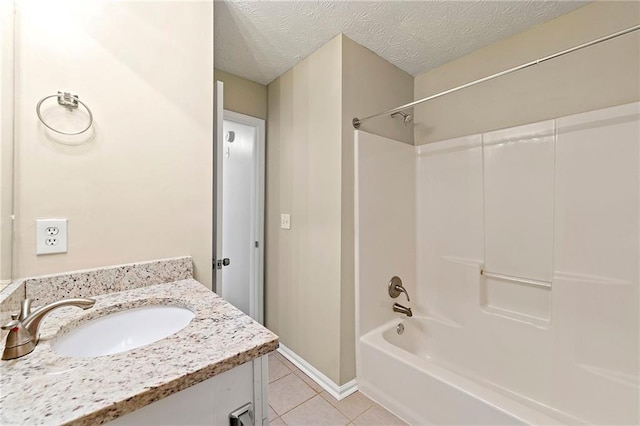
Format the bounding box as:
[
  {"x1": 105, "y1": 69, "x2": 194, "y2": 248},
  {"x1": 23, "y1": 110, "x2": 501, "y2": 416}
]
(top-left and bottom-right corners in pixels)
[{"x1": 358, "y1": 317, "x2": 567, "y2": 425}]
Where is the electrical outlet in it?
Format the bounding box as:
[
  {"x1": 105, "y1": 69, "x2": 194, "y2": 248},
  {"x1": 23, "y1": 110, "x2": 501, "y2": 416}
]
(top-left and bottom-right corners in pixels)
[
  {"x1": 280, "y1": 214, "x2": 291, "y2": 230},
  {"x1": 45, "y1": 227, "x2": 59, "y2": 236},
  {"x1": 37, "y1": 219, "x2": 68, "y2": 255}
]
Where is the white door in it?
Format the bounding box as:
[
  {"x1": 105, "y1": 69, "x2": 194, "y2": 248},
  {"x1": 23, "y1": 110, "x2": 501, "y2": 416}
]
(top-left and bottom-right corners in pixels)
[{"x1": 214, "y1": 90, "x2": 265, "y2": 323}]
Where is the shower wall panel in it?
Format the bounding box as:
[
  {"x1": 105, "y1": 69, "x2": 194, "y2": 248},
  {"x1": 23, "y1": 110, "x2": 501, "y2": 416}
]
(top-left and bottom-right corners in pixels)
[
  {"x1": 413, "y1": 102, "x2": 639, "y2": 423},
  {"x1": 551, "y1": 102, "x2": 639, "y2": 423},
  {"x1": 482, "y1": 121, "x2": 555, "y2": 321},
  {"x1": 483, "y1": 121, "x2": 555, "y2": 283},
  {"x1": 354, "y1": 130, "x2": 416, "y2": 337},
  {"x1": 416, "y1": 135, "x2": 483, "y2": 325}
]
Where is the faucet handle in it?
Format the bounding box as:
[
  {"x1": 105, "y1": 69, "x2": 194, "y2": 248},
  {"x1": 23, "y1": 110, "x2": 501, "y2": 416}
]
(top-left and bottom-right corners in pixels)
[
  {"x1": 2, "y1": 317, "x2": 31, "y2": 343},
  {"x1": 388, "y1": 276, "x2": 410, "y2": 301},
  {"x1": 19, "y1": 299, "x2": 32, "y2": 321},
  {"x1": 397, "y1": 285, "x2": 410, "y2": 302},
  {"x1": 1, "y1": 318, "x2": 35, "y2": 360},
  {"x1": 2, "y1": 319, "x2": 21, "y2": 330}
]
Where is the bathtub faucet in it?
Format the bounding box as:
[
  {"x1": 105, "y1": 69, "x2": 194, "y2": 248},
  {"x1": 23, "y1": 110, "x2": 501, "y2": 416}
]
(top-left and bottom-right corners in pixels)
[{"x1": 393, "y1": 303, "x2": 413, "y2": 317}]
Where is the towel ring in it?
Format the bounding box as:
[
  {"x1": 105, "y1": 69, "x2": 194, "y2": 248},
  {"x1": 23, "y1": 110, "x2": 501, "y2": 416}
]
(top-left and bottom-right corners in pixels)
[{"x1": 36, "y1": 92, "x2": 93, "y2": 135}]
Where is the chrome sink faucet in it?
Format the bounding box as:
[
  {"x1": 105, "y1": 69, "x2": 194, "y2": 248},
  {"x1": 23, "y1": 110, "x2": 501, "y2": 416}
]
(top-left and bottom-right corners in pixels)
[{"x1": 1, "y1": 297, "x2": 95, "y2": 360}]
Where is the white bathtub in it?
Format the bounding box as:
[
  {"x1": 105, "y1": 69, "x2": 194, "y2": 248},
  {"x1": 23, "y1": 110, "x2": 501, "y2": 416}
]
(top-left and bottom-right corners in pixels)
[{"x1": 358, "y1": 317, "x2": 566, "y2": 425}]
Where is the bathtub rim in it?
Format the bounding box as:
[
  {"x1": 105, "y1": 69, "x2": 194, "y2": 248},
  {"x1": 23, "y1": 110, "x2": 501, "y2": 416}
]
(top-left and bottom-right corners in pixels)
[{"x1": 359, "y1": 317, "x2": 582, "y2": 425}]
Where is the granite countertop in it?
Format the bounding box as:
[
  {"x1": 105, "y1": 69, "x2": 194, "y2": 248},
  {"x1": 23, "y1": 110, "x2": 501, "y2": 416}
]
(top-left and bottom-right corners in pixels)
[{"x1": 0, "y1": 279, "x2": 279, "y2": 425}]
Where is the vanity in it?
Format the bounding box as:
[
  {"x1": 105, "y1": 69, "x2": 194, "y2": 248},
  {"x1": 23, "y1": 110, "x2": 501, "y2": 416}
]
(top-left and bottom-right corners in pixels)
[{"x1": 0, "y1": 257, "x2": 278, "y2": 425}]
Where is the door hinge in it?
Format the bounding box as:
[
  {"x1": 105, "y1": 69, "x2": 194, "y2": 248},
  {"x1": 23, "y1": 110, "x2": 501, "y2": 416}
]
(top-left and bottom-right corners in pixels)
[{"x1": 254, "y1": 241, "x2": 259, "y2": 248}]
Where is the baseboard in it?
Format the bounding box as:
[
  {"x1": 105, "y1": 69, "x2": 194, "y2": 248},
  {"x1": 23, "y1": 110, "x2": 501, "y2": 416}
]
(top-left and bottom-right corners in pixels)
[{"x1": 277, "y1": 344, "x2": 358, "y2": 401}]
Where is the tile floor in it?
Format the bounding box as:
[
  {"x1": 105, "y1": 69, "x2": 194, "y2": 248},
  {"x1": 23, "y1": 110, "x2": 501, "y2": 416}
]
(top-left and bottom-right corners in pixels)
[{"x1": 268, "y1": 352, "x2": 407, "y2": 426}]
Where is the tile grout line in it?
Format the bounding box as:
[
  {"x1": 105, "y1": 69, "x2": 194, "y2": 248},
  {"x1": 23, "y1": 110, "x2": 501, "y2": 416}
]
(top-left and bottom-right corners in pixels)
[
  {"x1": 351, "y1": 404, "x2": 375, "y2": 424},
  {"x1": 269, "y1": 357, "x2": 322, "y2": 418},
  {"x1": 275, "y1": 392, "x2": 319, "y2": 419},
  {"x1": 268, "y1": 369, "x2": 292, "y2": 385},
  {"x1": 270, "y1": 354, "x2": 365, "y2": 423},
  {"x1": 275, "y1": 388, "x2": 352, "y2": 424},
  {"x1": 268, "y1": 353, "x2": 294, "y2": 383},
  {"x1": 317, "y1": 391, "x2": 373, "y2": 421}
]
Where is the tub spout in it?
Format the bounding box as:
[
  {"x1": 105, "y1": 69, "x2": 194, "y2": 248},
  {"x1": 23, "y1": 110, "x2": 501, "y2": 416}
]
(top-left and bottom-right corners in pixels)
[{"x1": 393, "y1": 303, "x2": 413, "y2": 317}]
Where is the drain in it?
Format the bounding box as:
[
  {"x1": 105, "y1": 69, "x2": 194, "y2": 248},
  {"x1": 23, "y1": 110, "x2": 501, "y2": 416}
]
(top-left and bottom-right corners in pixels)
[{"x1": 396, "y1": 323, "x2": 405, "y2": 335}]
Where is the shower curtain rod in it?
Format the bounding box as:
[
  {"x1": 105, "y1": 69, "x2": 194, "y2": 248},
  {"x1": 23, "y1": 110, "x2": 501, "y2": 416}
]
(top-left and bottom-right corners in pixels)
[{"x1": 352, "y1": 24, "x2": 640, "y2": 129}]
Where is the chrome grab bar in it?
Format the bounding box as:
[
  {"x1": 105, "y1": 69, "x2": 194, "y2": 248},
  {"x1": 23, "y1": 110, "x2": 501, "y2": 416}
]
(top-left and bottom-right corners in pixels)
[{"x1": 480, "y1": 269, "x2": 551, "y2": 289}]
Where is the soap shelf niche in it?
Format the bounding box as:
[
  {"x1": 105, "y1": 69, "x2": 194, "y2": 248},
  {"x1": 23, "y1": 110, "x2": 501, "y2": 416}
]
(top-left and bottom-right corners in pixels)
[{"x1": 479, "y1": 267, "x2": 552, "y2": 325}]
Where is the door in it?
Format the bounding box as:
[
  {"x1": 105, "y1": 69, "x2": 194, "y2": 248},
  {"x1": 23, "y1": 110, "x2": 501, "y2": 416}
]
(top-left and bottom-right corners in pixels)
[
  {"x1": 214, "y1": 86, "x2": 265, "y2": 323},
  {"x1": 221, "y1": 111, "x2": 264, "y2": 321}
]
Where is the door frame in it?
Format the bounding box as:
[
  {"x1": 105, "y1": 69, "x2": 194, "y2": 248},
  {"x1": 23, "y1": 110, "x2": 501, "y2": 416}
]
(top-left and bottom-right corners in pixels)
[
  {"x1": 214, "y1": 81, "x2": 224, "y2": 296},
  {"x1": 222, "y1": 109, "x2": 266, "y2": 324}
]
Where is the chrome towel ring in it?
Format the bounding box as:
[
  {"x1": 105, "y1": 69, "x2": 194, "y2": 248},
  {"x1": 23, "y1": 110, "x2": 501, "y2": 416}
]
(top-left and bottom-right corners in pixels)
[{"x1": 36, "y1": 92, "x2": 93, "y2": 135}]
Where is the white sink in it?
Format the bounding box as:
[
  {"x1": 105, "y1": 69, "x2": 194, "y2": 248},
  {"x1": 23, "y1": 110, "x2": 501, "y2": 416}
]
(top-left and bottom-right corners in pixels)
[{"x1": 53, "y1": 305, "x2": 195, "y2": 358}]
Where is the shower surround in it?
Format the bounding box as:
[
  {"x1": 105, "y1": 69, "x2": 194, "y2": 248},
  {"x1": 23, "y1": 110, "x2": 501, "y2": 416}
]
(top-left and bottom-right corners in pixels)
[{"x1": 355, "y1": 102, "x2": 639, "y2": 425}]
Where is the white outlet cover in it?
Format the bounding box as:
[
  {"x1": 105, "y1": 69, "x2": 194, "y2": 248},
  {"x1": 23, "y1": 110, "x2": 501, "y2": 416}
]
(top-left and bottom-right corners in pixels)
[
  {"x1": 36, "y1": 219, "x2": 68, "y2": 255},
  {"x1": 280, "y1": 214, "x2": 291, "y2": 230}
]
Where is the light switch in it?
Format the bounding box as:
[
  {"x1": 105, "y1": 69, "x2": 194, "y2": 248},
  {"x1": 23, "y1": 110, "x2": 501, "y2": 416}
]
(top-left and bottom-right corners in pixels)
[{"x1": 280, "y1": 214, "x2": 291, "y2": 230}]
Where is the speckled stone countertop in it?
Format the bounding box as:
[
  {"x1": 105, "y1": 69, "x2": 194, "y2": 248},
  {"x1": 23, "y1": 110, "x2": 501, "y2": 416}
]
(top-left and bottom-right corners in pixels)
[
  {"x1": 0, "y1": 279, "x2": 279, "y2": 425},
  {"x1": 0, "y1": 257, "x2": 193, "y2": 340}
]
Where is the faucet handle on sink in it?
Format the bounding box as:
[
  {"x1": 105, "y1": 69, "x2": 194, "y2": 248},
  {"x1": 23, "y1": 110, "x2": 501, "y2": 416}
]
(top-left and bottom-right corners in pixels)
[
  {"x1": 2, "y1": 297, "x2": 95, "y2": 360},
  {"x1": 1, "y1": 317, "x2": 20, "y2": 330},
  {"x1": 19, "y1": 299, "x2": 32, "y2": 321},
  {"x1": 1, "y1": 317, "x2": 36, "y2": 360}
]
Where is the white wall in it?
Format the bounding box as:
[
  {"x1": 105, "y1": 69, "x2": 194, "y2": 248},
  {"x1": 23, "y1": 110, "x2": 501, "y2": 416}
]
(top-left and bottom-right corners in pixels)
[
  {"x1": 414, "y1": 103, "x2": 639, "y2": 424},
  {"x1": 340, "y1": 35, "x2": 414, "y2": 382},
  {"x1": 416, "y1": 134, "x2": 483, "y2": 323},
  {"x1": 355, "y1": 130, "x2": 415, "y2": 338},
  {"x1": 11, "y1": 1, "x2": 214, "y2": 285}
]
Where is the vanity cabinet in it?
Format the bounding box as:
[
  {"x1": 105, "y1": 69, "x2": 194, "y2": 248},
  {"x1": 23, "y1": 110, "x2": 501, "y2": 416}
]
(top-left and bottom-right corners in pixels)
[{"x1": 111, "y1": 356, "x2": 268, "y2": 426}]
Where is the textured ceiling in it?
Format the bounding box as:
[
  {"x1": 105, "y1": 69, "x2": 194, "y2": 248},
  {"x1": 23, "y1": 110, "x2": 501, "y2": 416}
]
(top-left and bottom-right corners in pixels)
[{"x1": 214, "y1": 1, "x2": 588, "y2": 85}]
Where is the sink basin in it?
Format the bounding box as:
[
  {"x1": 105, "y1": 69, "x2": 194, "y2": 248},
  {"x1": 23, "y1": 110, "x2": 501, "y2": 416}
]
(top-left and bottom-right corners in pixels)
[{"x1": 52, "y1": 305, "x2": 195, "y2": 358}]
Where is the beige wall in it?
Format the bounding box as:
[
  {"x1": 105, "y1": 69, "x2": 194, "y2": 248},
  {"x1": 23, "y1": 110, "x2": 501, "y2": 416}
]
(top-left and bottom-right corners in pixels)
[
  {"x1": 340, "y1": 36, "x2": 413, "y2": 381},
  {"x1": 11, "y1": 1, "x2": 214, "y2": 286},
  {"x1": 343, "y1": 36, "x2": 414, "y2": 146},
  {"x1": 266, "y1": 35, "x2": 343, "y2": 384},
  {"x1": 414, "y1": 1, "x2": 640, "y2": 145},
  {"x1": 266, "y1": 34, "x2": 413, "y2": 385},
  {"x1": 214, "y1": 68, "x2": 267, "y2": 120}
]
